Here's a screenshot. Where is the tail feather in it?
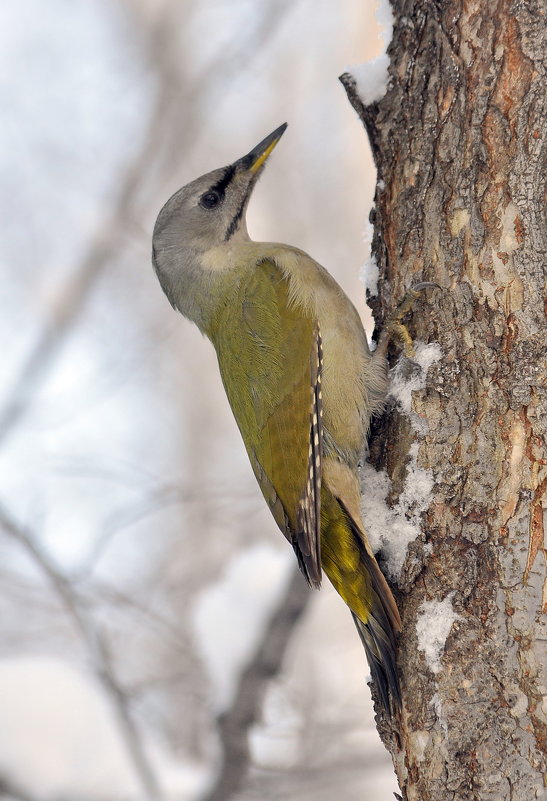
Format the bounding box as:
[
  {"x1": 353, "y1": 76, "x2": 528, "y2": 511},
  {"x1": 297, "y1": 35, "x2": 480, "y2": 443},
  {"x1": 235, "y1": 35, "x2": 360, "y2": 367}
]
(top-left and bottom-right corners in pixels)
[
  {"x1": 339, "y1": 502, "x2": 401, "y2": 714},
  {"x1": 321, "y1": 490, "x2": 401, "y2": 715},
  {"x1": 352, "y1": 605, "x2": 401, "y2": 715},
  {"x1": 355, "y1": 543, "x2": 401, "y2": 716}
]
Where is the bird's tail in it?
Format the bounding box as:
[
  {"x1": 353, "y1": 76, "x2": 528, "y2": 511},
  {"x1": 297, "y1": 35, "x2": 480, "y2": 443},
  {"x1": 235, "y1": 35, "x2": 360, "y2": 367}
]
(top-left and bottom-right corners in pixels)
[
  {"x1": 350, "y1": 554, "x2": 401, "y2": 714},
  {"x1": 321, "y1": 492, "x2": 401, "y2": 715},
  {"x1": 348, "y1": 515, "x2": 401, "y2": 716}
]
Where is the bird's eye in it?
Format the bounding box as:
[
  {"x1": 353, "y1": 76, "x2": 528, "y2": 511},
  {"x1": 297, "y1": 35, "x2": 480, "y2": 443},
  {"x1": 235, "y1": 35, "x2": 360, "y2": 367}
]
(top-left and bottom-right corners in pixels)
[{"x1": 200, "y1": 191, "x2": 221, "y2": 210}]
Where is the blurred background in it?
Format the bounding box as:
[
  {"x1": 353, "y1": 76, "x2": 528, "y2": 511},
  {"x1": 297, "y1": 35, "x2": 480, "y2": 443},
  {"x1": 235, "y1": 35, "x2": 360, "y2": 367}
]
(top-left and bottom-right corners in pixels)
[{"x1": 0, "y1": 1, "x2": 397, "y2": 799}]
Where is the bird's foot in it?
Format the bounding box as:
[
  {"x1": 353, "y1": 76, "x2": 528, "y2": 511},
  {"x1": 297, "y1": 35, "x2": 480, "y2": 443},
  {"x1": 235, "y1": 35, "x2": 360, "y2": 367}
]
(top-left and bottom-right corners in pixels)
[{"x1": 375, "y1": 282, "x2": 440, "y2": 359}]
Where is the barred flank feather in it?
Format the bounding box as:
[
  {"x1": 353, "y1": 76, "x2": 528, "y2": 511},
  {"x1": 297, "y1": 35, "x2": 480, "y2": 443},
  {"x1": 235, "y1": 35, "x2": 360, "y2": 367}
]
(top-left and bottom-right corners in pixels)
[{"x1": 296, "y1": 324, "x2": 323, "y2": 589}]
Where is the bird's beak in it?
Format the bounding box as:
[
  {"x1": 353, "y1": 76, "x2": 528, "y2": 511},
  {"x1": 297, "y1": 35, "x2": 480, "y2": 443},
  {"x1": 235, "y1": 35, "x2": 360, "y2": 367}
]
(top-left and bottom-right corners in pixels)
[{"x1": 236, "y1": 123, "x2": 288, "y2": 174}]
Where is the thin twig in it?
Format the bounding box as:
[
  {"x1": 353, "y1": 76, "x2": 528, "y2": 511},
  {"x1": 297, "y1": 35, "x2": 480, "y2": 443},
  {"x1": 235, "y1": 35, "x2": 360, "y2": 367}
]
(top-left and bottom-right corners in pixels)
[{"x1": 0, "y1": 502, "x2": 163, "y2": 801}]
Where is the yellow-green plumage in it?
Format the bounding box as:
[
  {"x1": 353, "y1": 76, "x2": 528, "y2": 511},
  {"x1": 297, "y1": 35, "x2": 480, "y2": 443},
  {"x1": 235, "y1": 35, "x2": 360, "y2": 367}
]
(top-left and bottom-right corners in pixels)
[
  {"x1": 152, "y1": 124, "x2": 401, "y2": 713},
  {"x1": 209, "y1": 258, "x2": 322, "y2": 584},
  {"x1": 208, "y1": 255, "x2": 400, "y2": 711}
]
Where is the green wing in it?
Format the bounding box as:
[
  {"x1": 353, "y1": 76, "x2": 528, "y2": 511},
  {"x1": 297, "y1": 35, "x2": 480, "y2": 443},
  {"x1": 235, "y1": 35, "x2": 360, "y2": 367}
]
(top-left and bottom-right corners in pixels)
[{"x1": 211, "y1": 258, "x2": 323, "y2": 587}]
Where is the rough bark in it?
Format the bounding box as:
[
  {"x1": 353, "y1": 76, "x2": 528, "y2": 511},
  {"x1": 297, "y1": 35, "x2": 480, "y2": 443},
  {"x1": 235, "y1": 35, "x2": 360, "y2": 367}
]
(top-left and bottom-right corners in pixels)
[{"x1": 342, "y1": 1, "x2": 546, "y2": 799}]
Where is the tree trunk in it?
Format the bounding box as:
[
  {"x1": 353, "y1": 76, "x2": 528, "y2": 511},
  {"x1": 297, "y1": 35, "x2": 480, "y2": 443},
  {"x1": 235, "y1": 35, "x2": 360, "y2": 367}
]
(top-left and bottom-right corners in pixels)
[{"x1": 342, "y1": 1, "x2": 546, "y2": 799}]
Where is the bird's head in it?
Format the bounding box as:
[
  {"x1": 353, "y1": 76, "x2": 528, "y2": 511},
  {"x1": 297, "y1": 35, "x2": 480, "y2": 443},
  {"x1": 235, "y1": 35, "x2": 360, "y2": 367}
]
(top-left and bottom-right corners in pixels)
[
  {"x1": 152, "y1": 123, "x2": 287, "y2": 322},
  {"x1": 152, "y1": 124, "x2": 287, "y2": 294}
]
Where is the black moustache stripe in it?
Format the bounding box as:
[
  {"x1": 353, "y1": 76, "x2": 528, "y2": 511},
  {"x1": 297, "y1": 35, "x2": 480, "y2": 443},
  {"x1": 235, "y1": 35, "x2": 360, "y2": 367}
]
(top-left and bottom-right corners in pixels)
[
  {"x1": 224, "y1": 197, "x2": 247, "y2": 241},
  {"x1": 210, "y1": 165, "x2": 236, "y2": 198}
]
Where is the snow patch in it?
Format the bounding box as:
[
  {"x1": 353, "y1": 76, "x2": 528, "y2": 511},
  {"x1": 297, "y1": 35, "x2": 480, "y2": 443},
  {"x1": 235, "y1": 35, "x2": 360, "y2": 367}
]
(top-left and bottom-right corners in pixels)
[
  {"x1": 431, "y1": 692, "x2": 448, "y2": 732},
  {"x1": 389, "y1": 341, "x2": 442, "y2": 415},
  {"x1": 192, "y1": 543, "x2": 293, "y2": 711},
  {"x1": 361, "y1": 442, "x2": 434, "y2": 580},
  {"x1": 408, "y1": 729, "x2": 430, "y2": 762},
  {"x1": 416, "y1": 593, "x2": 461, "y2": 674},
  {"x1": 350, "y1": 55, "x2": 390, "y2": 106},
  {"x1": 360, "y1": 218, "x2": 379, "y2": 297},
  {"x1": 360, "y1": 344, "x2": 440, "y2": 579},
  {"x1": 348, "y1": 0, "x2": 393, "y2": 105}
]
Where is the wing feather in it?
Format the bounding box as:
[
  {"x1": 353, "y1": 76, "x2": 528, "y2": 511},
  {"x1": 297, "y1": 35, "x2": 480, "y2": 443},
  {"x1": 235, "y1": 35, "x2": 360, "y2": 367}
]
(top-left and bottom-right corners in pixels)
[{"x1": 212, "y1": 259, "x2": 322, "y2": 585}]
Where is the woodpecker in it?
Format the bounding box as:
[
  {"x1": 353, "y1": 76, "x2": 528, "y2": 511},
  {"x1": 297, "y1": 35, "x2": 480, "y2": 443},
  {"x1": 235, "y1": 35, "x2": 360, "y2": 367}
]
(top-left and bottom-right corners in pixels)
[{"x1": 152, "y1": 124, "x2": 402, "y2": 713}]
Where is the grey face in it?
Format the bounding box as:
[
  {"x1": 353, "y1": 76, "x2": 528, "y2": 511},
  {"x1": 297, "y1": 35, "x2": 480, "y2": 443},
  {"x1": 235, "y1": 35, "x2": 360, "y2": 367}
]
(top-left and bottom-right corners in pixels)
[
  {"x1": 151, "y1": 124, "x2": 287, "y2": 321},
  {"x1": 152, "y1": 161, "x2": 258, "y2": 261},
  {"x1": 151, "y1": 160, "x2": 260, "y2": 318}
]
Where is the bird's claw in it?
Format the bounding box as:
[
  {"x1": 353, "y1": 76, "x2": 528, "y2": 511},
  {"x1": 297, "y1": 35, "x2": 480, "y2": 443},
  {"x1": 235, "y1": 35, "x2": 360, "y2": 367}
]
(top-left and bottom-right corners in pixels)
[{"x1": 376, "y1": 282, "x2": 441, "y2": 359}]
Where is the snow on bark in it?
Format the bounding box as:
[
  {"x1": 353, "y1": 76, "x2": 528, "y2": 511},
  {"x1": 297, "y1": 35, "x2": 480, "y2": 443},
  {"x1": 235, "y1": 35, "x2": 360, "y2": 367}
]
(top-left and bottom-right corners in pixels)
[
  {"x1": 415, "y1": 593, "x2": 461, "y2": 674},
  {"x1": 347, "y1": 0, "x2": 393, "y2": 105}
]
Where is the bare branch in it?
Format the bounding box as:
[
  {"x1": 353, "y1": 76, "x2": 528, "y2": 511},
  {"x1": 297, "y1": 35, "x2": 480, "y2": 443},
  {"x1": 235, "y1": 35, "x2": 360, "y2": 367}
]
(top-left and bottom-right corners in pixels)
[
  {"x1": 202, "y1": 566, "x2": 311, "y2": 801},
  {"x1": 0, "y1": 503, "x2": 163, "y2": 801}
]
